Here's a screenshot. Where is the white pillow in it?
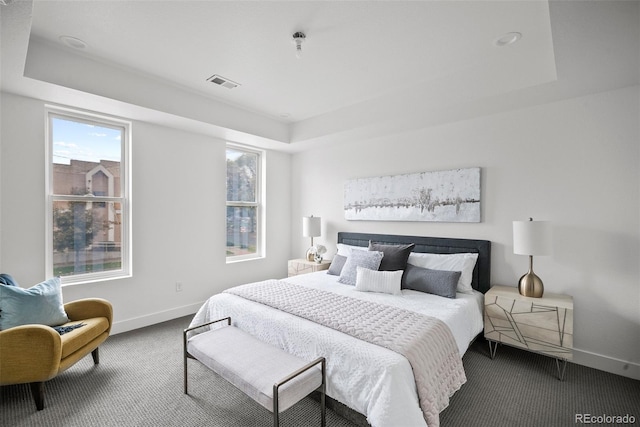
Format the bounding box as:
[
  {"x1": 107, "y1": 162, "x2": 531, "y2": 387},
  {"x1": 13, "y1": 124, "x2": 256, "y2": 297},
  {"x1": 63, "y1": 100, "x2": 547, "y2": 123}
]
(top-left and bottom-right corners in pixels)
[
  {"x1": 407, "y1": 252, "x2": 479, "y2": 293},
  {"x1": 355, "y1": 266, "x2": 403, "y2": 295},
  {"x1": 336, "y1": 243, "x2": 368, "y2": 257}
]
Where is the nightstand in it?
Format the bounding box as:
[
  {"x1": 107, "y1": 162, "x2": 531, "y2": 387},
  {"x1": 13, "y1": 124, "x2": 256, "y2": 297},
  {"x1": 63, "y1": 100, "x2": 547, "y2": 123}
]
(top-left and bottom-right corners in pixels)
[
  {"x1": 287, "y1": 258, "x2": 331, "y2": 277},
  {"x1": 484, "y1": 285, "x2": 573, "y2": 380}
]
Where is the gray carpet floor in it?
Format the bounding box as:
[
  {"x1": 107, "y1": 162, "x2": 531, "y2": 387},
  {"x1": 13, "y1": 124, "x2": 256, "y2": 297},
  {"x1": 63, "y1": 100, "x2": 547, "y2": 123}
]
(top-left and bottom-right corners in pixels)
[{"x1": 2, "y1": 315, "x2": 639, "y2": 427}]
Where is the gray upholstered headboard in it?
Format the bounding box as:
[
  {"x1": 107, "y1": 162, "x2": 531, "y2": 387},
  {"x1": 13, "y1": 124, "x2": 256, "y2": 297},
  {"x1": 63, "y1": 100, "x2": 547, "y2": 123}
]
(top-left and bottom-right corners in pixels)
[{"x1": 337, "y1": 232, "x2": 491, "y2": 294}]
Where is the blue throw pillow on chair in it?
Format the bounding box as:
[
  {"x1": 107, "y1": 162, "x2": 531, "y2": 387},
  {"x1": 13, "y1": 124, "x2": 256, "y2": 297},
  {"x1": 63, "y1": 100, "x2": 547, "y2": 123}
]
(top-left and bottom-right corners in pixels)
[{"x1": 0, "y1": 277, "x2": 69, "y2": 330}]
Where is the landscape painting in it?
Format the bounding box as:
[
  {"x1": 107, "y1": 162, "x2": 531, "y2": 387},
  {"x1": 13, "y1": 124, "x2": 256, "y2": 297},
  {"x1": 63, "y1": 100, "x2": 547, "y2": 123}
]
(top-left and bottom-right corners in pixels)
[{"x1": 344, "y1": 167, "x2": 481, "y2": 222}]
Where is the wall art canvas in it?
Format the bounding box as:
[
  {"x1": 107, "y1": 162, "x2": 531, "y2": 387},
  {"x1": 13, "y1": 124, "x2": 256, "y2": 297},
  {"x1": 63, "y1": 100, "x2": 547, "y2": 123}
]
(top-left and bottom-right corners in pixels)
[{"x1": 344, "y1": 167, "x2": 481, "y2": 222}]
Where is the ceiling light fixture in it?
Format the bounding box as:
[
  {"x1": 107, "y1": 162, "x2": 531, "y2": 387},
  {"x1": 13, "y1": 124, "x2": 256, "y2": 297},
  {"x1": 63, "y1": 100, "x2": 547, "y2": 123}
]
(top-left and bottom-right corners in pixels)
[
  {"x1": 494, "y1": 32, "x2": 522, "y2": 47},
  {"x1": 292, "y1": 31, "x2": 306, "y2": 59}
]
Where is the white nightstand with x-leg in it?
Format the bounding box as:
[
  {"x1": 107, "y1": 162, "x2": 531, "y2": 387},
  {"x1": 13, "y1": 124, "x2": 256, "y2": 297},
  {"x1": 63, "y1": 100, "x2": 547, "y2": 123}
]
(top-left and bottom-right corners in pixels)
[{"x1": 484, "y1": 285, "x2": 573, "y2": 380}]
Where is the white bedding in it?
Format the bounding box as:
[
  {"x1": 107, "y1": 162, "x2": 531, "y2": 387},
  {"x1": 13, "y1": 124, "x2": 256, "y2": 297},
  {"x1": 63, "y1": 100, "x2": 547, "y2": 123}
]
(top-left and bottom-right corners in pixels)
[{"x1": 189, "y1": 271, "x2": 484, "y2": 427}]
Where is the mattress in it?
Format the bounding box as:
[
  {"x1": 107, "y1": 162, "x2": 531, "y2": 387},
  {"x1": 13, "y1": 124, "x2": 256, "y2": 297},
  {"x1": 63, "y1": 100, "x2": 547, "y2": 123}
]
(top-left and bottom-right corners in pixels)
[{"x1": 189, "y1": 271, "x2": 484, "y2": 427}]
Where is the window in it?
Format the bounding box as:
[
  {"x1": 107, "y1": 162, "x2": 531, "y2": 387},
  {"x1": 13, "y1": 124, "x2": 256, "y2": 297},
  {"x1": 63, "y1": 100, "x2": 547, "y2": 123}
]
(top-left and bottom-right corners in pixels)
[
  {"x1": 46, "y1": 107, "x2": 131, "y2": 284},
  {"x1": 226, "y1": 145, "x2": 262, "y2": 261}
]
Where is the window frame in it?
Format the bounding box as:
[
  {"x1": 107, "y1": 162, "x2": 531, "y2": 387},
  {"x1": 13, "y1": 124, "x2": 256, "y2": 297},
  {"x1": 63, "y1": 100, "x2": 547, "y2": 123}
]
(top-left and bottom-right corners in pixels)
[
  {"x1": 225, "y1": 143, "x2": 264, "y2": 263},
  {"x1": 45, "y1": 106, "x2": 132, "y2": 285}
]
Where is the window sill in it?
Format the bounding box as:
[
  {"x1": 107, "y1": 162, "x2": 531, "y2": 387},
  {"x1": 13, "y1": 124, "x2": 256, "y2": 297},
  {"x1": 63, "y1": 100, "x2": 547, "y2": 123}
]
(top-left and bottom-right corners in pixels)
[
  {"x1": 226, "y1": 255, "x2": 265, "y2": 264},
  {"x1": 60, "y1": 271, "x2": 131, "y2": 287}
]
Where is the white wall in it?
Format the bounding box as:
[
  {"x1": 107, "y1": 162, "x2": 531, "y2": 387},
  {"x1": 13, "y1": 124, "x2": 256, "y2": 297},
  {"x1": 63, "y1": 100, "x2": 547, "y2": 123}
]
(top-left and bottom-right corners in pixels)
[
  {"x1": 2, "y1": 86, "x2": 638, "y2": 379},
  {"x1": 0, "y1": 92, "x2": 292, "y2": 333},
  {"x1": 291, "y1": 86, "x2": 640, "y2": 379}
]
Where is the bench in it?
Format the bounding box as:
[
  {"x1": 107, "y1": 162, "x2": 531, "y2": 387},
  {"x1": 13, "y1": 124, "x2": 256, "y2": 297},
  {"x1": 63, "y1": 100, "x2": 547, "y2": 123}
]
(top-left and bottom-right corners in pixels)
[{"x1": 183, "y1": 317, "x2": 326, "y2": 427}]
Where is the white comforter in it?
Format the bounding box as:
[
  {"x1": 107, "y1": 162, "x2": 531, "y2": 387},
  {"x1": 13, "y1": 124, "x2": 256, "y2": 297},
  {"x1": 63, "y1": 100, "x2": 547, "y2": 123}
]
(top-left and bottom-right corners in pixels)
[{"x1": 189, "y1": 271, "x2": 484, "y2": 427}]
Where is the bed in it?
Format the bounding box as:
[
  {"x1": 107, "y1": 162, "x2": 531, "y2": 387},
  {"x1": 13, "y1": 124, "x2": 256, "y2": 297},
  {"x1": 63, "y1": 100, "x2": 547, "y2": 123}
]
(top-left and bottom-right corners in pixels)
[{"x1": 189, "y1": 232, "x2": 491, "y2": 427}]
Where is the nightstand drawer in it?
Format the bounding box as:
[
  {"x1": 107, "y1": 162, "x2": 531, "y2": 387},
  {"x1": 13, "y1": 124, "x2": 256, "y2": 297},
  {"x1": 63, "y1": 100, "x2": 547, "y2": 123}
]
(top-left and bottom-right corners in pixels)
[{"x1": 484, "y1": 285, "x2": 573, "y2": 361}]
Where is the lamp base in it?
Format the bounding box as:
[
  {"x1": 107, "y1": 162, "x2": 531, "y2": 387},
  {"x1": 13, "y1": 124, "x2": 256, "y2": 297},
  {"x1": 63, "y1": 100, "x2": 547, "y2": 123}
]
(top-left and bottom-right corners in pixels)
[
  {"x1": 518, "y1": 272, "x2": 544, "y2": 298},
  {"x1": 306, "y1": 247, "x2": 315, "y2": 262}
]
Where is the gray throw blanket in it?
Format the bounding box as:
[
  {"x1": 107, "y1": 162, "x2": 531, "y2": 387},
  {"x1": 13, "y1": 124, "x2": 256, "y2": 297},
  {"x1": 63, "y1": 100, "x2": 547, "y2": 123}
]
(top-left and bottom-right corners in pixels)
[{"x1": 225, "y1": 280, "x2": 466, "y2": 427}]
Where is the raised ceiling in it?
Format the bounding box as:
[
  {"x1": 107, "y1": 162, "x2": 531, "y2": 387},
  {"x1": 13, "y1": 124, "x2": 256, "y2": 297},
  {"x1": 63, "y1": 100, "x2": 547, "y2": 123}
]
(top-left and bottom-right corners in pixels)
[{"x1": 1, "y1": 1, "x2": 638, "y2": 151}]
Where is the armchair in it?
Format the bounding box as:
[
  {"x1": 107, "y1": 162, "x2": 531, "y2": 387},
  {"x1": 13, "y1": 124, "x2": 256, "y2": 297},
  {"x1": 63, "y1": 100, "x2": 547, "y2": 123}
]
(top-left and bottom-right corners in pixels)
[{"x1": 0, "y1": 298, "x2": 113, "y2": 410}]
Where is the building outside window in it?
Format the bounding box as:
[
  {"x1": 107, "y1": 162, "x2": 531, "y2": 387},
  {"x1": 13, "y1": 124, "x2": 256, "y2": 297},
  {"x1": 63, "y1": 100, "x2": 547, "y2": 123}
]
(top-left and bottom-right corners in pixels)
[
  {"x1": 226, "y1": 145, "x2": 262, "y2": 261},
  {"x1": 46, "y1": 107, "x2": 131, "y2": 284}
]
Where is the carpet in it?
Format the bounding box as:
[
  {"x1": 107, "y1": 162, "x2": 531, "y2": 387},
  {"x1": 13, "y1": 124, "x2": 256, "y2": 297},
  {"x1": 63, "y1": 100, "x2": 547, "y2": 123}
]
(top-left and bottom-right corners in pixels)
[{"x1": 2, "y1": 315, "x2": 639, "y2": 427}]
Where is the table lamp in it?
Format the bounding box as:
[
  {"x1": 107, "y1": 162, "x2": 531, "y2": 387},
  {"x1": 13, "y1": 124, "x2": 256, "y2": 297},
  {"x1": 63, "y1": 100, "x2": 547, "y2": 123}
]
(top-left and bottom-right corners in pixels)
[
  {"x1": 513, "y1": 218, "x2": 551, "y2": 297},
  {"x1": 302, "y1": 215, "x2": 321, "y2": 261}
]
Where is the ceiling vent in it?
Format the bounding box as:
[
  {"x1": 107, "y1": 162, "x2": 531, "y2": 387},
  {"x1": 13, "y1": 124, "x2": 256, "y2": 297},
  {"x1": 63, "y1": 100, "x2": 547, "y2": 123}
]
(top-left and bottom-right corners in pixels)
[{"x1": 206, "y1": 74, "x2": 240, "y2": 89}]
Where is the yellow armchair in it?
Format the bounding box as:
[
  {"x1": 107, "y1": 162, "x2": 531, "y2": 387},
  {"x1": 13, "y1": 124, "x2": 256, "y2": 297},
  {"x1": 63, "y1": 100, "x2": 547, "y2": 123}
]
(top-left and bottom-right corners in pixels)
[{"x1": 0, "y1": 298, "x2": 112, "y2": 410}]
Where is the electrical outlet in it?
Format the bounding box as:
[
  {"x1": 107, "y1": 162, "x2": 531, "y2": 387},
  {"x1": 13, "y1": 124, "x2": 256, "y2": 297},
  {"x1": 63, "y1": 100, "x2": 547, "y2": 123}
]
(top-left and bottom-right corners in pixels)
[{"x1": 176, "y1": 281, "x2": 183, "y2": 292}]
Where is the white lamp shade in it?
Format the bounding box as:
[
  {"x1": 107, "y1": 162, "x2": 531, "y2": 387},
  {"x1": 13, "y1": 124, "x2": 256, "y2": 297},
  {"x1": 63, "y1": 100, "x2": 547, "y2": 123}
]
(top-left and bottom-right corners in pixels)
[
  {"x1": 513, "y1": 220, "x2": 551, "y2": 256},
  {"x1": 302, "y1": 216, "x2": 321, "y2": 238}
]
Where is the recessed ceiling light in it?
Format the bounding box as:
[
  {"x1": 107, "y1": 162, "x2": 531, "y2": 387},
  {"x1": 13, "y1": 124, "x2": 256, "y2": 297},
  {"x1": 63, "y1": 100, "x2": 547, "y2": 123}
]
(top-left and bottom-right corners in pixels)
[
  {"x1": 494, "y1": 32, "x2": 522, "y2": 47},
  {"x1": 59, "y1": 35, "x2": 88, "y2": 50}
]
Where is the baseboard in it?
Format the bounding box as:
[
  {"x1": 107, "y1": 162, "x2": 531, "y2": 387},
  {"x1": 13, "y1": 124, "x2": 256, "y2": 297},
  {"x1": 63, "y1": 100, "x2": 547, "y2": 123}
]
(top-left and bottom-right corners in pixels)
[
  {"x1": 110, "y1": 301, "x2": 204, "y2": 335},
  {"x1": 573, "y1": 348, "x2": 640, "y2": 380}
]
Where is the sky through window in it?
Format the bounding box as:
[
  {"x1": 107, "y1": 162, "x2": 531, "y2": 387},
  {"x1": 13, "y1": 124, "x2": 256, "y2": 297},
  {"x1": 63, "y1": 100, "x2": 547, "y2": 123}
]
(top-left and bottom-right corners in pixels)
[{"x1": 52, "y1": 117, "x2": 121, "y2": 165}]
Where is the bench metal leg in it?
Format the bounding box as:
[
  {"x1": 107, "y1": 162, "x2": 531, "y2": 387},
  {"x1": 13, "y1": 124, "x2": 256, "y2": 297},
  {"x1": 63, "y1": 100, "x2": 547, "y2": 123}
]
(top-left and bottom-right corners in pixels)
[
  {"x1": 273, "y1": 357, "x2": 326, "y2": 427},
  {"x1": 320, "y1": 358, "x2": 326, "y2": 427},
  {"x1": 183, "y1": 325, "x2": 189, "y2": 394},
  {"x1": 274, "y1": 406, "x2": 279, "y2": 427},
  {"x1": 183, "y1": 317, "x2": 232, "y2": 395}
]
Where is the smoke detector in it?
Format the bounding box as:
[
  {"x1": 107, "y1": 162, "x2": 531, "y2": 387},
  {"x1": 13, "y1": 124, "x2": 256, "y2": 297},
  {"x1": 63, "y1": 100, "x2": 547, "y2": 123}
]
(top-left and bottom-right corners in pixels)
[{"x1": 206, "y1": 74, "x2": 240, "y2": 89}]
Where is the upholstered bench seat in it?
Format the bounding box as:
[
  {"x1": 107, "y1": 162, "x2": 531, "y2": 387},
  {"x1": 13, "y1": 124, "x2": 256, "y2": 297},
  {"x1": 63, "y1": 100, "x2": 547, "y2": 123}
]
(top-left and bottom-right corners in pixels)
[{"x1": 183, "y1": 318, "x2": 326, "y2": 426}]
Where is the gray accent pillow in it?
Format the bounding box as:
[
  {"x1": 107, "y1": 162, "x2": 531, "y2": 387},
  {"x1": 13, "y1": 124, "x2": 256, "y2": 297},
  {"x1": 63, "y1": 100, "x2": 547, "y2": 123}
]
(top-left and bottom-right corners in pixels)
[
  {"x1": 327, "y1": 255, "x2": 347, "y2": 276},
  {"x1": 338, "y1": 250, "x2": 384, "y2": 285},
  {"x1": 401, "y1": 264, "x2": 461, "y2": 299},
  {"x1": 368, "y1": 241, "x2": 415, "y2": 271}
]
